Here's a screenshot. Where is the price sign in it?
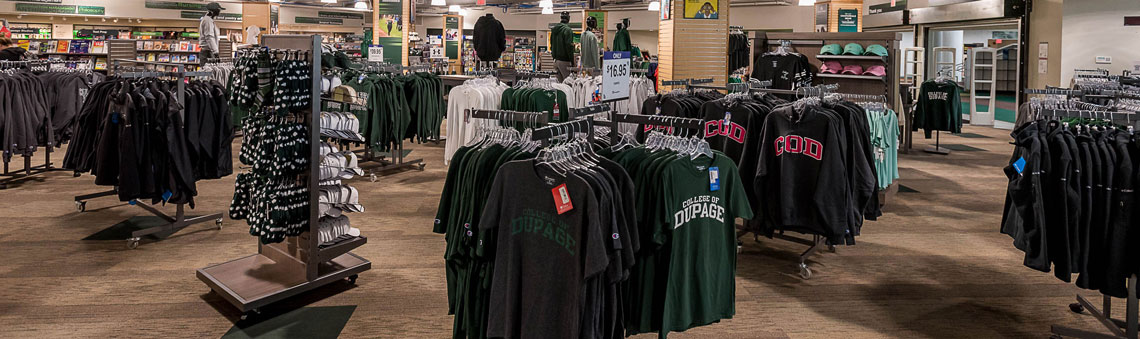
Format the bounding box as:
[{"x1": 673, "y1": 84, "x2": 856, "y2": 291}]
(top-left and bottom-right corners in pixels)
[
  {"x1": 367, "y1": 45, "x2": 384, "y2": 62},
  {"x1": 602, "y1": 51, "x2": 631, "y2": 102},
  {"x1": 430, "y1": 46, "x2": 444, "y2": 59}
]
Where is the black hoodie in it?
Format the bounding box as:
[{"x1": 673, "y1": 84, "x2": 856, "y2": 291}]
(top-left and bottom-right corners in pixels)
[
  {"x1": 473, "y1": 14, "x2": 506, "y2": 62},
  {"x1": 0, "y1": 46, "x2": 26, "y2": 61}
]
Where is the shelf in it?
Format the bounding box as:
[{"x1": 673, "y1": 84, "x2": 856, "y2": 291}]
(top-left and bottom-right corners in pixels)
[
  {"x1": 41, "y1": 52, "x2": 108, "y2": 56},
  {"x1": 316, "y1": 236, "x2": 367, "y2": 262},
  {"x1": 137, "y1": 49, "x2": 201, "y2": 53},
  {"x1": 816, "y1": 55, "x2": 887, "y2": 61},
  {"x1": 817, "y1": 73, "x2": 887, "y2": 82}
]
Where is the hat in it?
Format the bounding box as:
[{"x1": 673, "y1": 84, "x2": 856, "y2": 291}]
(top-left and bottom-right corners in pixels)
[
  {"x1": 863, "y1": 44, "x2": 889, "y2": 57},
  {"x1": 841, "y1": 64, "x2": 864, "y2": 75},
  {"x1": 862, "y1": 65, "x2": 887, "y2": 77},
  {"x1": 820, "y1": 61, "x2": 843, "y2": 74},
  {"x1": 820, "y1": 43, "x2": 842, "y2": 55},
  {"x1": 206, "y1": 2, "x2": 225, "y2": 11},
  {"x1": 842, "y1": 43, "x2": 864, "y2": 55}
]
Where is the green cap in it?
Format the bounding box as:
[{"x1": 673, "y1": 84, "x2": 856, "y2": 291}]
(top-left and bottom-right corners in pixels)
[
  {"x1": 820, "y1": 43, "x2": 842, "y2": 55},
  {"x1": 842, "y1": 43, "x2": 864, "y2": 55},
  {"x1": 864, "y1": 44, "x2": 889, "y2": 57}
]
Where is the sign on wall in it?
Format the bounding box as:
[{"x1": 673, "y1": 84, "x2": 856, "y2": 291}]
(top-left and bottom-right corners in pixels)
[
  {"x1": 867, "y1": 0, "x2": 906, "y2": 14},
  {"x1": 319, "y1": 11, "x2": 365, "y2": 20},
  {"x1": 181, "y1": 11, "x2": 242, "y2": 21},
  {"x1": 296, "y1": 17, "x2": 343, "y2": 25},
  {"x1": 683, "y1": 0, "x2": 718, "y2": 19},
  {"x1": 368, "y1": 45, "x2": 384, "y2": 62},
  {"x1": 660, "y1": 0, "x2": 672, "y2": 20},
  {"x1": 602, "y1": 51, "x2": 631, "y2": 102},
  {"x1": 3, "y1": 0, "x2": 62, "y2": 3},
  {"x1": 15, "y1": 3, "x2": 104, "y2": 15},
  {"x1": 838, "y1": 9, "x2": 859, "y2": 32},
  {"x1": 145, "y1": 1, "x2": 206, "y2": 10},
  {"x1": 815, "y1": 4, "x2": 829, "y2": 32}
]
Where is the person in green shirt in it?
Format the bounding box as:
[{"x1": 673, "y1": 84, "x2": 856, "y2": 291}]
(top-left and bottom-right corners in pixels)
[{"x1": 550, "y1": 12, "x2": 576, "y2": 81}]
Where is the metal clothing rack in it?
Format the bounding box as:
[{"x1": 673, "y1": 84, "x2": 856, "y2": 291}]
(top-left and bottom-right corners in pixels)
[
  {"x1": 609, "y1": 112, "x2": 703, "y2": 144},
  {"x1": 531, "y1": 117, "x2": 595, "y2": 145},
  {"x1": 198, "y1": 35, "x2": 370, "y2": 318},
  {"x1": 467, "y1": 108, "x2": 550, "y2": 125},
  {"x1": 74, "y1": 65, "x2": 224, "y2": 249},
  {"x1": 1052, "y1": 275, "x2": 1138, "y2": 339}
]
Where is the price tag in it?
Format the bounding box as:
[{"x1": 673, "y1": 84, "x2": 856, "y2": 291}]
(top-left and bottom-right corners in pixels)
[
  {"x1": 430, "y1": 46, "x2": 444, "y2": 59},
  {"x1": 551, "y1": 183, "x2": 574, "y2": 214},
  {"x1": 601, "y1": 51, "x2": 631, "y2": 102},
  {"x1": 367, "y1": 45, "x2": 384, "y2": 62},
  {"x1": 1012, "y1": 157, "x2": 1026, "y2": 174},
  {"x1": 709, "y1": 167, "x2": 720, "y2": 191}
]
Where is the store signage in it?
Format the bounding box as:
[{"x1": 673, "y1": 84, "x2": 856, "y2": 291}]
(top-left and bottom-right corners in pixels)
[
  {"x1": 133, "y1": 32, "x2": 163, "y2": 37},
  {"x1": 868, "y1": 0, "x2": 906, "y2": 14},
  {"x1": 78, "y1": 29, "x2": 119, "y2": 37},
  {"x1": 9, "y1": 28, "x2": 40, "y2": 34},
  {"x1": 367, "y1": 45, "x2": 384, "y2": 62},
  {"x1": 430, "y1": 46, "x2": 444, "y2": 59},
  {"x1": 319, "y1": 11, "x2": 364, "y2": 20},
  {"x1": 296, "y1": 17, "x2": 343, "y2": 25},
  {"x1": 838, "y1": 9, "x2": 859, "y2": 32},
  {"x1": 660, "y1": 0, "x2": 672, "y2": 20},
  {"x1": 145, "y1": 1, "x2": 206, "y2": 10},
  {"x1": 14, "y1": 3, "x2": 103, "y2": 15},
  {"x1": 814, "y1": 4, "x2": 829, "y2": 32},
  {"x1": 180, "y1": 11, "x2": 242, "y2": 21},
  {"x1": 602, "y1": 51, "x2": 631, "y2": 102},
  {"x1": 2, "y1": 0, "x2": 61, "y2": 3},
  {"x1": 683, "y1": 0, "x2": 718, "y2": 19},
  {"x1": 476, "y1": 0, "x2": 486, "y2": 5},
  {"x1": 181, "y1": 32, "x2": 200, "y2": 38}
]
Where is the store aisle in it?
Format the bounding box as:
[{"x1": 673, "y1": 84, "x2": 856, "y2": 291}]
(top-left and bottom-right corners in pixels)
[{"x1": 0, "y1": 126, "x2": 1115, "y2": 338}]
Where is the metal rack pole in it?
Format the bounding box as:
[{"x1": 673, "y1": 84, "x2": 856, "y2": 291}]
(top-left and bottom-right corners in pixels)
[{"x1": 1052, "y1": 275, "x2": 1139, "y2": 339}]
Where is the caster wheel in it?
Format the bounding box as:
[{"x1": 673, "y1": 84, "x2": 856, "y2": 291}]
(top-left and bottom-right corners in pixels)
[
  {"x1": 798, "y1": 263, "x2": 813, "y2": 280},
  {"x1": 216, "y1": 218, "x2": 224, "y2": 229},
  {"x1": 76, "y1": 201, "x2": 86, "y2": 212},
  {"x1": 370, "y1": 173, "x2": 378, "y2": 183},
  {"x1": 347, "y1": 274, "x2": 358, "y2": 284},
  {"x1": 417, "y1": 163, "x2": 426, "y2": 171},
  {"x1": 127, "y1": 237, "x2": 140, "y2": 250},
  {"x1": 73, "y1": 171, "x2": 81, "y2": 177},
  {"x1": 828, "y1": 245, "x2": 836, "y2": 253},
  {"x1": 240, "y1": 309, "x2": 261, "y2": 321},
  {"x1": 1069, "y1": 303, "x2": 1084, "y2": 314}
]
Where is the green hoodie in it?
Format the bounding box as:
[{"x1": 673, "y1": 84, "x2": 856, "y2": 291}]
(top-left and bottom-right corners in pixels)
[{"x1": 550, "y1": 23, "x2": 575, "y2": 62}]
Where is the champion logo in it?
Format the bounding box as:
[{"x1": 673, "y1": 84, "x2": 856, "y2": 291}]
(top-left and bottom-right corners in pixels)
[
  {"x1": 704, "y1": 120, "x2": 746, "y2": 143},
  {"x1": 774, "y1": 135, "x2": 823, "y2": 160}
]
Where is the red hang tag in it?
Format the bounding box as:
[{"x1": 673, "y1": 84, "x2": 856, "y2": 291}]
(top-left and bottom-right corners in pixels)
[{"x1": 551, "y1": 183, "x2": 573, "y2": 214}]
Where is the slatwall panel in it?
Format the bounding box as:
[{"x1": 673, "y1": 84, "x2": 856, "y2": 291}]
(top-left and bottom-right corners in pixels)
[{"x1": 657, "y1": 0, "x2": 729, "y2": 91}]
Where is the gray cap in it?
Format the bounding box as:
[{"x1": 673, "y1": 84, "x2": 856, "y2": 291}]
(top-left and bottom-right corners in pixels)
[{"x1": 206, "y1": 2, "x2": 225, "y2": 11}]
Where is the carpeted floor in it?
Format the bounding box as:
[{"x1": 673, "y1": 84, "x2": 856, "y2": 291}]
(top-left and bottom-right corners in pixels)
[{"x1": 0, "y1": 126, "x2": 1122, "y2": 338}]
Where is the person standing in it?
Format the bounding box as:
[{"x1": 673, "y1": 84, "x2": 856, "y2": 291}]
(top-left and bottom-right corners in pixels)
[
  {"x1": 199, "y1": 2, "x2": 224, "y2": 61},
  {"x1": 579, "y1": 16, "x2": 600, "y2": 74},
  {"x1": 0, "y1": 37, "x2": 26, "y2": 61}
]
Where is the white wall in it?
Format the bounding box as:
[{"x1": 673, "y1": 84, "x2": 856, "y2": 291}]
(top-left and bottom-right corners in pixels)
[
  {"x1": 1061, "y1": 0, "x2": 1140, "y2": 84},
  {"x1": 730, "y1": 6, "x2": 814, "y2": 32},
  {"x1": 629, "y1": 29, "x2": 658, "y2": 56}
]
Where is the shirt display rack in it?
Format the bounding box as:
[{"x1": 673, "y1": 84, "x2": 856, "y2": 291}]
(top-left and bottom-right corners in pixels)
[
  {"x1": 1051, "y1": 275, "x2": 1137, "y2": 339},
  {"x1": 0, "y1": 60, "x2": 96, "y2": 189},
  {"x1": 198, "y1": 35, "x2": 371, "y2": 319},
  {"x1": 73, "y1": 64, "x2": 223, "y2": 249}
]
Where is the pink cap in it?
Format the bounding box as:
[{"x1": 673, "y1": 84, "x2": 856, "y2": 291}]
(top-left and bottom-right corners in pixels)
[
  {"x1": 862, "y1": 65, "x2": 887, "y2": 77},
  {"x1": 821, "y1": 61, "x2": 843, "y2": 74},
  {"x1": 841, "y1": 65, "x2": 864, "y2": 75}
]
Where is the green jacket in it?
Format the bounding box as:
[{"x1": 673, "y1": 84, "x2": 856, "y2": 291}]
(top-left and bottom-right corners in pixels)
[
  {"x1": 613, "y1": 28, "x2": 632, "y2": 53},
  {"x1": 550, "y1": 23, "x2": 575, "y2": 62}
]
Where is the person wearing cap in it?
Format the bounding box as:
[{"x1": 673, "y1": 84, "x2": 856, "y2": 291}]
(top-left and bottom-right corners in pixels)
[{"x1": 199, "y1": 2, "x2": 224, "y2": 61}]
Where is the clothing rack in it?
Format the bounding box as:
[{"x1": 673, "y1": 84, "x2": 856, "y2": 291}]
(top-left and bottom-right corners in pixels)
[
  {"x1": 73, "y1": 66, "x2": 224, "y2": 249},
  {"x1": 1052, "y1": 276, "x2": 1138, "y2": 339},
  {"x1": 532, "y1": 117, "x2": 595, "y2": 146},
  {"x1": 467, "y1": 108, "x2": 550, "y2": 125},
  {"x1": 608, "y1": 112, "x2": 703, "y2": 144},
  {"x1": 198, "y1": 35, "x2": 370, "y2": 318}
]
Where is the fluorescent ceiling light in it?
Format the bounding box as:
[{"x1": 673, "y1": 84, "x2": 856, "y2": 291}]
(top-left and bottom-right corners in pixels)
[
  {"x1": 449, "y1": 5, "x2": 460, "y2": 12},
  {"x1": 798, "y1": 0, "x2": 815, "y2": 5},
  {"x1": 322, "y1": 0, "x2": 337, "y2": 3},
  {"x1": 539, "y1": 0, "x2": 553, "y2": 8},
  {"x1": 431, "y1": 0, "x2": 445, "y2": 6},
  {"x1": 268, "y1": 0, "x2": 281, "y2": 2},
  {"x1": 354, "y1": 1, "x2": 368, "y2": 9},
  {"x1": 648, "y1": 1, "x2": 660, "y2": 11},
  {"x1": 541, "y1": 6, "x2": 553, "y2": 14}
]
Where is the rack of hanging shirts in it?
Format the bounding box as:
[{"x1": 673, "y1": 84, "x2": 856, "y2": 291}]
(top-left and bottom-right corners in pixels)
[
  {"x1": 1000, "y1": 107, "x2": 1139, "y2": 339},
  {"x1": 66, "y1": 67, "x2": 231, "y2": 249},
  {"x1": 0, "y1": 61, "x2": 95, "y2": 188}
]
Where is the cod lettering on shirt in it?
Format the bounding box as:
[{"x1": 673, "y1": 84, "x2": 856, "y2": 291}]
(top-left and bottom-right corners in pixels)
[
  {"x1": 704, "y1": 120, "x2": 746, "y2": 143},
  {"x1": 510, "y1": 209, "x2": 578, "y2": 255},
  {"x1": 673, "y1": 195, "x2": 725, "y2": 229},
  {"x1": 774, "y1": 134, "x2": 823, "y2": 160}
]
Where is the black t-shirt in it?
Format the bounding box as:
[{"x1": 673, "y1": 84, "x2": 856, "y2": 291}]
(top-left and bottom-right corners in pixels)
[
  {"x1": 751, "y1": 53, "x2": 813, "y2": 93},
  {"x1": 480, "y1": 160, "x2": 608, "y2": 339}
]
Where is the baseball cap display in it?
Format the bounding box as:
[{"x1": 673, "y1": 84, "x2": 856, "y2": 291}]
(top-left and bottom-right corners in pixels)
[
  {"x1": 841, "y1": 64, "x2": 864, "y2": 75},
  {"x1": 842, "y1": 43, "x2": 865, "y2": 56},
  {"x1": 821, "y1": 61, "x2": 843, "y2": 74},
  {"x1": 820, "y1": 44, "x2": 843, "y2": 55},
  {"x1": 862, "y1": 65, "x2": 887, "y2": 77},
  {"x1": 863, "y1": 44, "x2": 889, "y2": 57}
]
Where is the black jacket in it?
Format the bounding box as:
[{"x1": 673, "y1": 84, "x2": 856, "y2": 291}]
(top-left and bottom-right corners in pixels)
[
  {"x1": 0, "y1": 47, "x2": 26, "y2": 61},
  {"x1": 473, "y1": 14, "x2": 506, "y2": 62}
]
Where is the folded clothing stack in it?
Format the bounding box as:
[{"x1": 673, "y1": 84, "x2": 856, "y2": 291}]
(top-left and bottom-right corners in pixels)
[{"x1": 320, "y1": 111, "x2": 365, "y2": 142}]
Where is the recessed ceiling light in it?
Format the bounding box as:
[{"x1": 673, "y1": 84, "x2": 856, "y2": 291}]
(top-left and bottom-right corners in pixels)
[{"x1": 113, "y1": 18, "x2": 119, "y2": 23}]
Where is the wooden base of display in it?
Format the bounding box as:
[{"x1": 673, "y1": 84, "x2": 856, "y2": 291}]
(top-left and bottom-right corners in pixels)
[{"x1": 197, "y1": 252, "x2": 370, "y2": 313}]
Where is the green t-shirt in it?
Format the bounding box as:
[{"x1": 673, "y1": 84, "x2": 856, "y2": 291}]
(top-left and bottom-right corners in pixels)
[{"x1": 658, "y1": 152, "x2": 753, "y2": 337}]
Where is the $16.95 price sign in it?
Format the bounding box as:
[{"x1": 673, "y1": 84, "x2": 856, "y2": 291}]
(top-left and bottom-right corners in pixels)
[{"x1": 602, "y1": 51, "x2": 631, "y2": 102}]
